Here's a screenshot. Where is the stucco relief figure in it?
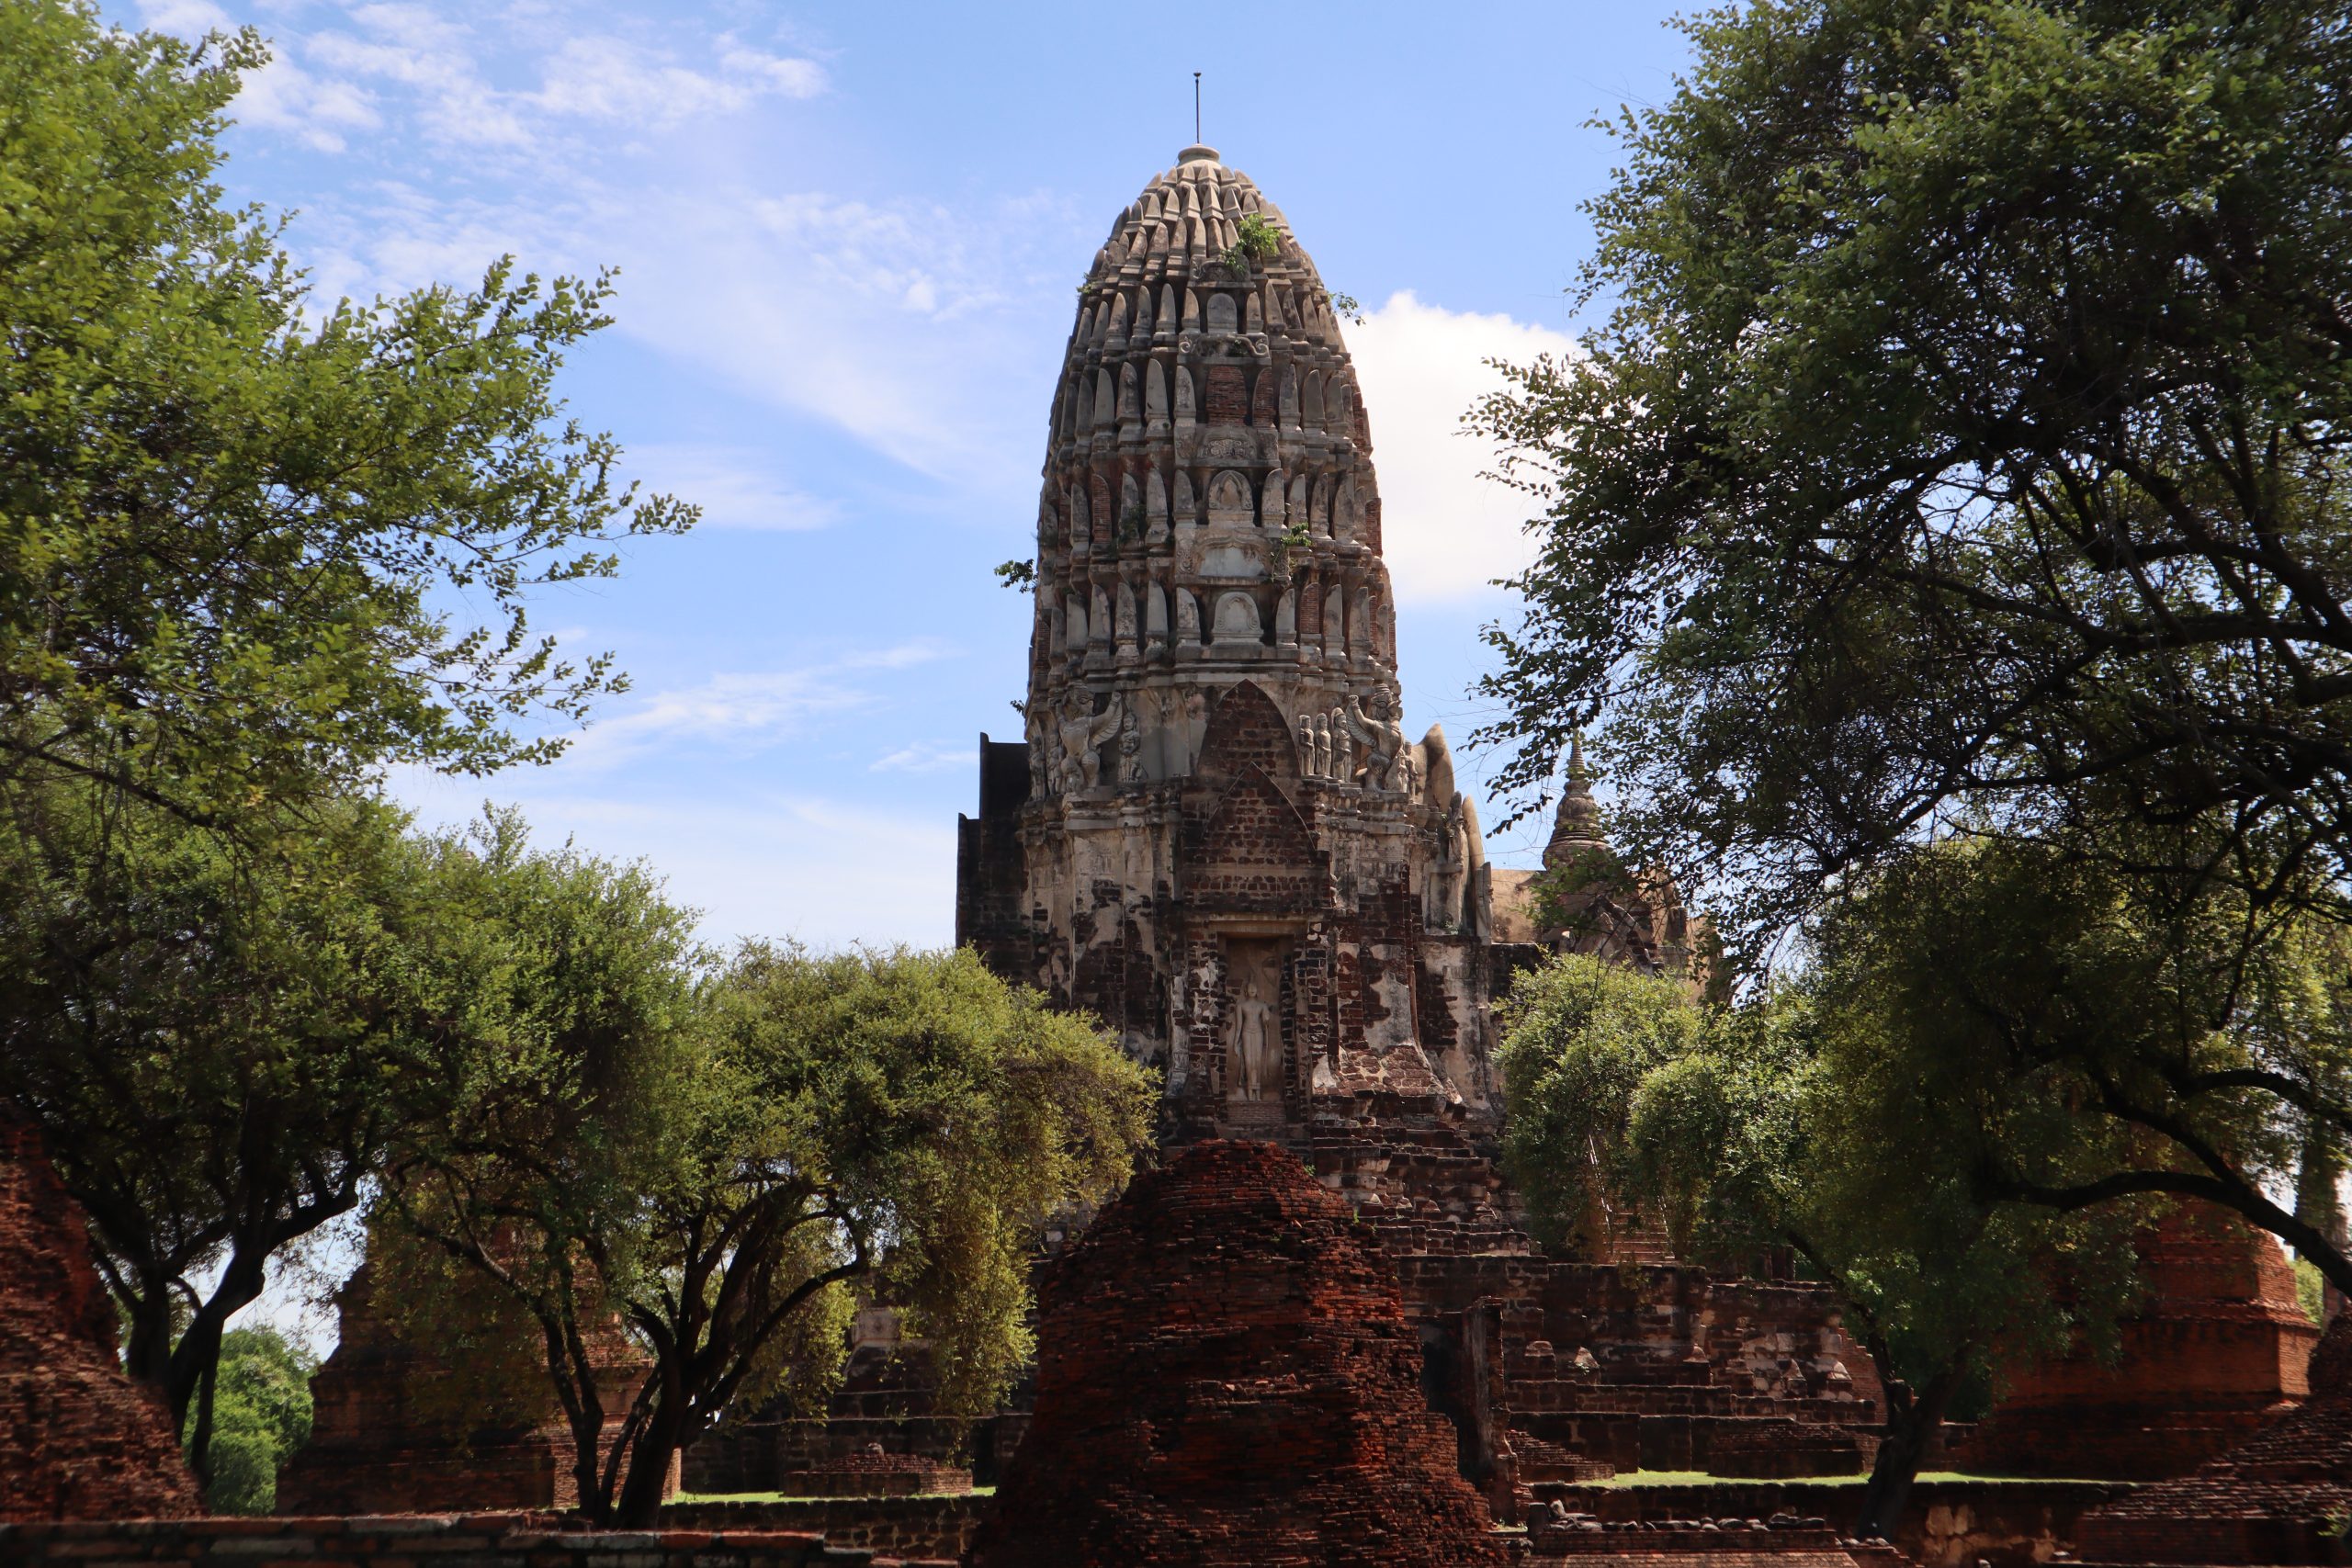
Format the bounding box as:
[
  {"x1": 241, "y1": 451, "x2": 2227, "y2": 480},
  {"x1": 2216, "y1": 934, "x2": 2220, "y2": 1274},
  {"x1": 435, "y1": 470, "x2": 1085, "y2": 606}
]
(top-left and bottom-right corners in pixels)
[
  {"x1": 1296, "y1": 715, "x2": 1318, "y2": 775},
  {"x1": 1438, "y1": 795, "x2": 1469, "y2": 919},
  {"x1": 1228, "y1": 980, "x2": 1280, "y2": 1100},
  {"x1": 1026, "y1": 706, "x2": 1050, "y2": 799},
  {"x1": 1182, "y1": 690, "x2": 1208, "y2": 767},
  {"x1": 1114, "y1": 582, "x2": 1138, "y2": 648},
  {"x1": 1116, "y1": 710, "x2": 1145, "y2": 784},
  {"x1": 1329, "y1": 709, "x2": 1353, "y2": 787},
  {"x1": 1056, "y1": 688, "x2": 1122, "y2": 793},
  {"x1": 1340, "y1": 688, "x2": 1408, "y2": 792},
  {"x1": 1315, "y1": 716, "x2": 1334, "y2": 780}
]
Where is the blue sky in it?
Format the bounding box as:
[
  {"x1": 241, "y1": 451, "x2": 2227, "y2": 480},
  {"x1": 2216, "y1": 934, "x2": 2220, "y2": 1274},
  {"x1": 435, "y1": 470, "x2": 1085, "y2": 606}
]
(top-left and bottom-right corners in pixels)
[{"x1": 123, "y1": 0, "x2": 1700, "y2": 953}]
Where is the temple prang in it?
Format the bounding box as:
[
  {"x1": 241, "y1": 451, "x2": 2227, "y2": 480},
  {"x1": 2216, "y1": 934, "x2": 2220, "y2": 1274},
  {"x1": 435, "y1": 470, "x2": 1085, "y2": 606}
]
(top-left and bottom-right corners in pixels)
[
  {"x1": 949, "y1": 147, "x2": 1893, "y2": 1518},
  {"x1": 957, "y1": 141, "x2": 1503, "y2": 1154}
]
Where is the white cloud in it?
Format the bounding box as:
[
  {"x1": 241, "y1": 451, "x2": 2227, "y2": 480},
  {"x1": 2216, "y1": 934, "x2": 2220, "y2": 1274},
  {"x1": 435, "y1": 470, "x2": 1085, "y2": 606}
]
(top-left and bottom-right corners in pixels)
[
  {"x1": 602, "y1": 187, "x2": 1076, "y2": 493},
  {"x1": 1346, "y1": 289, "x2": 1581, "y2": 604},
  {"x1": 534, "y1": 36, "x2": 826, "y2": 125},
  {"x1": 233, "y1": 52, "x2": 382, "y2": 152},
  {"x1": 135, "y1": 0, "x2": 234, "y2": 35},
  {"x1": 870, "y1": 739, "x2": 968, "y2": 774},
  {"x1": 305, "y1": 6, "x2": 530, "y2": 149},
  {"x1": 141, "y1": 5, "x2": 830, "y2": 158},
  {"x1": 558, "y1": 643, "x2": 948, "y2": 771},
  {"x1": 623, "y1": 443, "x2": 837, "y2": 531}
]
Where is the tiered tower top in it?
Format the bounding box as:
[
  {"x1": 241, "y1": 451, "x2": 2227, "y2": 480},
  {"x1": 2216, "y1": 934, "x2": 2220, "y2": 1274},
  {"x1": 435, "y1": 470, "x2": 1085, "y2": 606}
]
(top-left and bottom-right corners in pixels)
[{"x1": 1022, "y1": 146, "x2": 1402, "y2": 798}]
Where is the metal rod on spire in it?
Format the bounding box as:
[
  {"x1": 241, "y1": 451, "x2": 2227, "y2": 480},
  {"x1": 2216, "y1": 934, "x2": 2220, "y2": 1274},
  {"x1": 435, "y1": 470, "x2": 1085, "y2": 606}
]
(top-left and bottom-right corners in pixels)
[{"x1": 1193, "y1": 73, "x2": 1202, "y2": 143}]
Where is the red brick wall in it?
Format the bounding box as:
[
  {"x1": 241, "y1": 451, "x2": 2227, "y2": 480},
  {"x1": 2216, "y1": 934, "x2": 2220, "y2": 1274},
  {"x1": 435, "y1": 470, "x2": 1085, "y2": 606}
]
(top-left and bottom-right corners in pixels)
[
  {"x1": 0, "y1": 1515, "x2": 894, "y2": 1567},
  {"x1": 966, "y1": 1140, "x2": 1506, "y2": 1567},
  {"x1": 0, "y1": 1113, "x2": 200, "y2": 1524}
]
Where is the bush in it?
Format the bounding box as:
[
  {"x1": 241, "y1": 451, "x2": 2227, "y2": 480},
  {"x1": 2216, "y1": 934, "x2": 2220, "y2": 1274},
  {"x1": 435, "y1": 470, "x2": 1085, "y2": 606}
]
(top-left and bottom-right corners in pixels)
[{"x1": 185, "y1": 1328, "x2": 316, "y2": 1515}]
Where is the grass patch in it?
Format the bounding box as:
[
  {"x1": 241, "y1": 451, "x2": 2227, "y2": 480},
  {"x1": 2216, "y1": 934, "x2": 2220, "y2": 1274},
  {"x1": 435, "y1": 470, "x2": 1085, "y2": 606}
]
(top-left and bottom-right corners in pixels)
[
  {"x1": 669, "y1": 1487, "x2": 994, "y2": 1506},
  {"x1": 1565, "y1": 1472, "x2": 2121, "y2": 1490}
]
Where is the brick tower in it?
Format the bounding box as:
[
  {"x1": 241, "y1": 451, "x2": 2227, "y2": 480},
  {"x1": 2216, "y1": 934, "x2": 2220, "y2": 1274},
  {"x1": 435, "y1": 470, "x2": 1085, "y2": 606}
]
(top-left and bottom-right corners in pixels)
[
  {"x1": 956, "y1": 143, "x2": 1498, "y2": 1145},
  {"x1": 940, "y1": 148, "x2": 1890, "y2": 1513}
]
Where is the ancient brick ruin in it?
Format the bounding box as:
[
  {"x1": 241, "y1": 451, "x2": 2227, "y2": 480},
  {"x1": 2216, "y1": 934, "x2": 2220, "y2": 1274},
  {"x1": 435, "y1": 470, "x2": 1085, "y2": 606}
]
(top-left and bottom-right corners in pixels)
[
  {"x1": 1951, "y1": 1205, "x2": 2317, "y2": 1481},
  {"x1": 2073, "y1": 1312, "x2": 2352, "y2": 1566},
  {"x1": 949, "y1": 144, "x2": 1887, "y2": 1509},
  {"x1": 277, "y1": 1260, "x2": 673, "y2": 1515},
  {"x1": 0, "y1": 1111, "x2": 199, "y2": 1524},
  {"x1": 965, "y1": 1140, "x2": 1507, "y2": 1567}
]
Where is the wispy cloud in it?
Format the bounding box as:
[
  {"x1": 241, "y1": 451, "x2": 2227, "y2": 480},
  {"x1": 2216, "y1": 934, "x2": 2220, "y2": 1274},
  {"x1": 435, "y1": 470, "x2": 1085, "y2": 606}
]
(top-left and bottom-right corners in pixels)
[
  {"x1": 623, "y1": 443, "x2": 837, "y2": 532},
  {"x1": 141, "y1": 3, "x2": 828, "y2": 156},
  {"x1": 1345, "y1": 290, "x2": 1583, "y2": 604},
  {"x1": 149, "y1": 0, "x2": 1078, "y2": 504},
  {"x1": 560, "y1": 643, "x2": 951, "y2": 771},
  {"x1": 532, "y1": 35, "x2": 825, "y2": 125},
  {"x1": 870, "y1": 739, "x2": 969, "y2": 774}
]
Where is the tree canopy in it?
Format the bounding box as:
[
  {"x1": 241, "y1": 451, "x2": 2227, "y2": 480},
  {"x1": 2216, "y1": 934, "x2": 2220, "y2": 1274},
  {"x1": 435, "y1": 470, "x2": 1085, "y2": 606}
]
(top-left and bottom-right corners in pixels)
[
  {"x1": 384, "y1": 937, "x2": 1158, "y2": 1527},
  {"x1": 1499, "y1": 952, "x2": 2147, "y2": 1537},
  {"x1": 1806, "y1": 837, "x2": 2352, "y2": 1296},
  {"x1": 0, "y1": 784, "x2": 453, "y2": 1481},
  {"x1": 0, "y1": 0, "x2": 694, "y2": 1483},
  {"x1": 0, "y1": 0, "x2": 691, "y2": 833},
  {"x1": 1472, "y1": 0, "x2": 2352, "y2": 951}
]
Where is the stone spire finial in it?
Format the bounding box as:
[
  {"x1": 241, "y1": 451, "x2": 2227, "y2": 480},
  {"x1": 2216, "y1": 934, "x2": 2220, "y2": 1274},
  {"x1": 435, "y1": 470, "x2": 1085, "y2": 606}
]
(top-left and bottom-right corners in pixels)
[{"x1": 1544, "y1": 735, "x2": 1605, "y2": 870}]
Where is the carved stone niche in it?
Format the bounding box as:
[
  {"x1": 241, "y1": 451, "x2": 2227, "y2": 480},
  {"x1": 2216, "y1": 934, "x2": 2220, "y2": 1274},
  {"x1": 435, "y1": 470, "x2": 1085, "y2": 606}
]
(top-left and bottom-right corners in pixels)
[
  {"x1": 1210, "y1": 590, "x2": 1262, "y2": 649},
  {"x1": 1219, "y1": 936, "x2": 1293, "y2": 1123}
]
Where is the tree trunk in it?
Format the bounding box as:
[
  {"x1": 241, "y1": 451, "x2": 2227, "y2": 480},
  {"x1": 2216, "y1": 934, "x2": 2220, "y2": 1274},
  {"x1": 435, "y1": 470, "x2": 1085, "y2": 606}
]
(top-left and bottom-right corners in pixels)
[
  {"x1": 1853, "y1": 1367, "x2": 1959, "y2": 1542},
  {"x1": 121, "y1": 1280, "x2": 177, "y2": 1415},
  {"x1": 2297, "y1": 1126, "x2": 2347, "y2": 1325},
  {"x1": 554, "y1": 1353, "x2": 610, "y2": 1527},
  {"x1": 186, "y1": 1348, "x2": 219, "y2": 1495},
  {"x1": 612, "y1": 1385, "x2": 691, "y2": 1529}
]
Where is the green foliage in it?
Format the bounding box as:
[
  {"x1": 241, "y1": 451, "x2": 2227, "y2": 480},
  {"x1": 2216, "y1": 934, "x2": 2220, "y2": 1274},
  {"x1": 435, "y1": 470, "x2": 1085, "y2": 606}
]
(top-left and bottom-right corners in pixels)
[
  {"x1": 1467, "y1": 0, "x2": 2352, "y2": 954},
  {"x1": 0, "y1": 1, "x2": 691, "y2": 831},
  {"x1": 1270, "y1": 521, "x2": 1313, "y2": 572},
  {"x1": 0, "y1": 780, "x2": 457, "y2": 1475},
  {"x1": 1221, "y1": 213, "x2": 1281, "y2": 275},
  {"x1": 0, "y1": 7, "x2": 683, "y2": 1470},
  {"x1": 994, "y1": 559, "x2": 1037, "y2": 591},
  {"x1": 1809, "y1": 837, "x2": 2352, "y2": 1296},
  {"x1": 385, "y1": 936, "x2": 1157, "y2": 1527},
  {"x1": 183, "y1": 1328, "x2": 315, "y2": 1516},
  {"x1": 2300, "y1": 1258, "x2": 2326, "y2": 1326},
  {"x1": 1498, "y1": 948, "x2": 2150, "y2": 1536},
  {"x1": 1497, "y1": 955, "x2": 1705, "y2": 1254},
  {"x1": 1324, "y1": 290, "x2": 1364, "y2": 325}
]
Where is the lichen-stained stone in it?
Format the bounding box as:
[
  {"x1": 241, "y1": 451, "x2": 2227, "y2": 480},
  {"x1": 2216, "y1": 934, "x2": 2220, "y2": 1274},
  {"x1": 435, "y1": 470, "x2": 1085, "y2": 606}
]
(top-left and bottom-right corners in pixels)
[
  {"x1": 965, "y1": 1141, "x2": 1508, "y2": 1568},
  {"x1": 0, "y1": 1111, "x2": 200, "y2": 1523},
  {"x1": 953, "y1": 143, "x2": 1505, "y2": 1144}
]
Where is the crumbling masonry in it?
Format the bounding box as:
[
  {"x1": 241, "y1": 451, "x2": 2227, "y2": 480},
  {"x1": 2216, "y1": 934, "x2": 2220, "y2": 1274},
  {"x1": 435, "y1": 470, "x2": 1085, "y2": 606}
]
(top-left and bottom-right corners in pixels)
[{"x1": 952, "y1": 145, "x2": 1885, "y2": 1504}]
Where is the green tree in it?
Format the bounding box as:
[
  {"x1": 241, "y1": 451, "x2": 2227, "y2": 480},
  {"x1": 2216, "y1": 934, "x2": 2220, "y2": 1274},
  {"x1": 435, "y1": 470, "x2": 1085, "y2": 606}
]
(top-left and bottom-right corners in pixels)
[
  {"x1": 0, "y1": 785, "x2": 458, "y2": 1483},
  {"x1": 1807, "y1": 838, "x2": 2352, "y2": 1298},
  {"x1": 385, "y1": 937, "x2": 1157, "y2": 1526},
  {"x1": 1499, "y1": 953, "x2": 2144, "y2": 1538},
  {"x1": 184, "y1": 1327, "x2": 316, "y2": 1516},
  {"x1": 0, "y1": 1, "x2": 692, "y2": 832},
  {"x1": 0, "y1": 0, "x2": 689, "y2": 1487},
  {"x1": 1469, "y1": 0, "x2": 2352, "y2": 951}
]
